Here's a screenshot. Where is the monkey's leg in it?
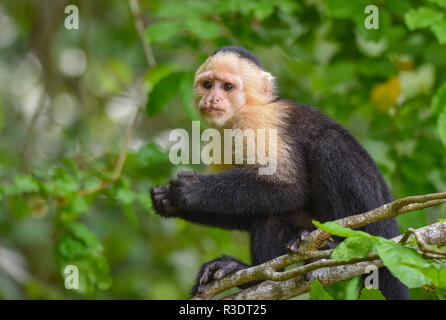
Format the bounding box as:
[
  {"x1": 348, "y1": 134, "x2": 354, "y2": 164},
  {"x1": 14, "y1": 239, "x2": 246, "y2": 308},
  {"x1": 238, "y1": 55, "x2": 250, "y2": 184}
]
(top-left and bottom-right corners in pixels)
[
  {"x1": 286, "y1": 233, "x2": 339, "y2": 281},
  {"x1": 191, "y1": 255, "x2": 249, "y2": 296},
  {"x1": 286, "y1": 230, "x2": 311, "y2": 253}
]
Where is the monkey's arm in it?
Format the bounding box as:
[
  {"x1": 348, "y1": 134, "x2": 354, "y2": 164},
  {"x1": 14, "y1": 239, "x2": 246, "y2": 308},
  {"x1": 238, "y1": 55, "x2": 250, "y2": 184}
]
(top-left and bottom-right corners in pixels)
[
  {"x1": 168, "y1": 167, "x2": 309, "y2": 217},
  {"x1": 151, "y1": 183, "x2": 252, "y2": 230}
]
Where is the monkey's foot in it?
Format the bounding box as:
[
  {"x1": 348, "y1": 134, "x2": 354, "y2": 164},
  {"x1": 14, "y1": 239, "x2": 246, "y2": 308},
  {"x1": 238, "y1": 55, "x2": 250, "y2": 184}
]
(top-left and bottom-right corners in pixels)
[
  {"x1": 286, "y1": 230, "x2": 310, "y2": 253},
  {"x1": 190, "y1": 256, "x2": 248, "y2": 296},
  {"x1": 287, "y1": 235, "x2": 338, "y2": 281}
]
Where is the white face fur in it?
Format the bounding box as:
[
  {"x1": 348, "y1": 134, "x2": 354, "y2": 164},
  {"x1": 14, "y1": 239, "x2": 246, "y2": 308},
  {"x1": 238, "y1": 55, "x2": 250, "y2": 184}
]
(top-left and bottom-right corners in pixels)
[
  {"x1": 194, "y1": 69, "x2": 246, "y2": 127},
  {"x1": 193, "y1": 52, "x2": 275, "y2": 128}
]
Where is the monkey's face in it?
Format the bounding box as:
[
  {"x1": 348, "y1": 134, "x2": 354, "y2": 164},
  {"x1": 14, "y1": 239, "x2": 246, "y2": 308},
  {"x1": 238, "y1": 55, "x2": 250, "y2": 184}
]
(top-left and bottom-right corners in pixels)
[
  {"x1": 194, "y1": 68, "x2": 246, "y2": 128},
  {"x1": 193, "y1": 51, "x2": 276, "y2": 128}
]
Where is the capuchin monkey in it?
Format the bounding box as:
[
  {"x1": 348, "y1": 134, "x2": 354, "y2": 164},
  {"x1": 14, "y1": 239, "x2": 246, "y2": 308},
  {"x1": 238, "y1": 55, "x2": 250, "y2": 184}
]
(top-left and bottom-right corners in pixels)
[{"x1": 150, "y1": 46, "x2": 409, "y2": 299}]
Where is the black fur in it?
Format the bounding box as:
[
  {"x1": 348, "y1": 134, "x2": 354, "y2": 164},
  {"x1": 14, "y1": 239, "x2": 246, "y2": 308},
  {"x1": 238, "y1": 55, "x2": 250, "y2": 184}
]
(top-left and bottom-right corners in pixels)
[
  {"x1": 211, "y1": 46, "x2": 265, "y2": 70},
  {"x1": 150, "y1": 73, "x2": 409, "y2": 300}
]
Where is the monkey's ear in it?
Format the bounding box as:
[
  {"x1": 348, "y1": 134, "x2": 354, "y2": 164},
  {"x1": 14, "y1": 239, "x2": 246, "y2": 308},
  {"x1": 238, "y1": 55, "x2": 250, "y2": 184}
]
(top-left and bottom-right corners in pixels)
[{"x1": 261, "y1": 71, "x2": 275, "y2": 101}]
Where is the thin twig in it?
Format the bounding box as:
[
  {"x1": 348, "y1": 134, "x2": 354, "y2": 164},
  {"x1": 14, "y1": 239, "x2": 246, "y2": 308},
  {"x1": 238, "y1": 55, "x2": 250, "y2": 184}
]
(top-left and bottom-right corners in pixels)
[
  {"x1": 78, "y1": 0, "x2": 155, "y2": 196},
  {"x1": 407, "y1": 227, "x2": 446, "y2": 258},
  {"x1": 22, "y1": 84, "x2": 48, "y2": 157},
  {"x1": 129, "y1": 0, "x2": 156, "y2": 68}
]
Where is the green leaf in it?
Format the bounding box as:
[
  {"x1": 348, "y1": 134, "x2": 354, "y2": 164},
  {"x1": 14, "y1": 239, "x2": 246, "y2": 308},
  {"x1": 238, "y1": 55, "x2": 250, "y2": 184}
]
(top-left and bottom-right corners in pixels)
[
  {"x1": 438, "y1": 108, "x2": 446, "y2": 146},
  {"x1": 146, "y1": 21, "x2": 183, "y2": 43},
  {"x1": 82, "y1": 177, "x2": 102, "y2": 191},
  {"x1": 325, "y1": 0, "x2": 369, "y2": 18},
  {"x1": 180, "y1": 72, "x2": 199, "y2": 121},
  {"x1": 404, "y1": 7, "x2": 444, "y2": 30},
  {"x1": 55, "y1": 223, "x2": 111, "y2": 294},
  {"x1": 325, "y1": 276, "x2": 361, "y2": 300},
  {"x1": 137, "y1": 192, "x2": 152, "y2": 212},
  {"x1": 156, "y1": 0, "x2": 221, "y2": 18},
  {"x1": 309, "y1": 280, "x2": 334, "y2": 300},
  {"x1": 8, "y1": 195, "x2": 32, "y2": 219},
  {"x1": 431, "y1": 19, "x2": 446, "y2": 44},
  {"x1": 136, "y1": 143, "x2": 169, "y2": 167},
  {"x1": 146, "y1": 65, "x2": 173, "y2": 86},
  {"x1": 116, "y1": 188, "x2": 136, "y2": 205},
  {"x1": 324, "y1": 61, "x2": 356, "y2": 88},
  {"x1": 253, "y1": 0, "x2": 276, "y2": 20},
  {"x1": 401, "y1": 262, "x2": 446, "y2": 287},
  {"x1": 59, "y1": 193, "x2": 90, "y2": 222},
  {"x1": 359, "y1": 287, "x2": 386, "y2": 300},
  {"x1": 432, "y1": 83, "x2": 446, "y2": 114},
  {"x1": 14, "y1": 175, "x2": 40, "y2": 193},
  {"x1": 185, "y1": 18, "x2": 220, "y2": 40},
  {"x1": 57, "y1": 235, "x2": 85, "y2": 259},
  {"x1": 313, "y1": 221, "x2": 372, "y2": 238},
  {"x1": 386, "y1": 0, "x2": 413, "y2": 16},
  {"x1": 358, "y1": 58, "x2": 396, "y2": 78},
  {"x1": 66, "y1": 222, "x2": 102, "y2": 250},
  {"x1": 344, "y1": 276, "x2": 362, "y2": 300},
  {"x1": 331, "y1": 237, "x2": 375, "y2": 261},
  {"x1": 428, "y1": 0, "x2": 446, "y2": 9},
  {"x1": 277, "y1": 0, "x2": 300, "y2": 14},
  {"x1": 376, "y1": 238, "x2": 430, "y2": 288},
  {"x1": 146, "y1": 72, "x2": 184, "y2": 117},
  {"x1": 44, "y1": 169, "x2": 80, "y2": 197}
]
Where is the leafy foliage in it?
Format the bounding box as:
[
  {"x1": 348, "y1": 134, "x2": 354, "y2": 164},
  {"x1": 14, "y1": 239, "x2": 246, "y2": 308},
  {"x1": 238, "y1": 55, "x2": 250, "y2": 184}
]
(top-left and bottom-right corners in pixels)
[
  {"x1": 314, "y1": 221, "x2": 446, "y2": 297},
  {"x1": 359, "y1": 287, "x2": 386, "y2": 300},
  {"x1": 0, "y1": 0, "x2": 445, "y2": 299},
  {"x1": 309, "y1": 280, "x2": 334, "y2": 300}
]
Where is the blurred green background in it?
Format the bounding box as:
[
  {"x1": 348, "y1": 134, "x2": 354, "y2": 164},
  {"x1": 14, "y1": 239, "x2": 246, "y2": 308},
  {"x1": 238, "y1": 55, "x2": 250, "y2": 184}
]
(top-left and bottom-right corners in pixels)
[{"x1": 0, "y1": 0, "x2": 445, "y2": 299}]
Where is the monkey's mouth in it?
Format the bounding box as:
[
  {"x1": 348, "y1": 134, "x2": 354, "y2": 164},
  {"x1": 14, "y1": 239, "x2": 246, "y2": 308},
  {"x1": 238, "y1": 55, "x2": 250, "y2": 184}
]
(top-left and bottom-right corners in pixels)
[{"x1": 200, "y1": 108, "x2": 225, "y2": 116}]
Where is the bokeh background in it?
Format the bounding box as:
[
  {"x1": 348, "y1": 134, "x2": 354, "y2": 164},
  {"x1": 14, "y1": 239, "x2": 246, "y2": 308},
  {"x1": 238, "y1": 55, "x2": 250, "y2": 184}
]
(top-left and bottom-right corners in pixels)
[{"x1": 0, "y1": 0, "x2": 445, "y2": 299}]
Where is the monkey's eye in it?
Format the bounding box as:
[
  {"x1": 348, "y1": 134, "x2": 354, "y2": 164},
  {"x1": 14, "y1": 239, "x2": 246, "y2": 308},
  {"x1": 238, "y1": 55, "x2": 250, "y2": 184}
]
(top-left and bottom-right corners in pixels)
[
  {"x1": 223, "y1": 83, "x2": 233, "y2": 91},
  {"x1": 203, "y1": 81, "x2": 212, "y2": 89}
]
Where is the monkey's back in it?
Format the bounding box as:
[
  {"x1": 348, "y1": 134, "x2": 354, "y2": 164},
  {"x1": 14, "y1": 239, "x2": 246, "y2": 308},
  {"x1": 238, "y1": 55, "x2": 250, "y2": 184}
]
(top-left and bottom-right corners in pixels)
[{"x1": 280, "y1": 99, "x2": 398, "y2": 238}]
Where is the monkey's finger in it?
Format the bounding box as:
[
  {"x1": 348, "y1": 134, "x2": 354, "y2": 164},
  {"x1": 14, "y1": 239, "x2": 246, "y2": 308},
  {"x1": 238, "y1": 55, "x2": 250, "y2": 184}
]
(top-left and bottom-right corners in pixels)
[
  {"x1": 196, "y1": 284, "x2": 207, "y2": 295},
  {"x1": 151, "y1": 185, "x2": 170, "y2": 195},
  {"x1": 286, "y1": 240, "x2": 300, "y2": 253},
  {"x1": 177, "y1": 171, "x2": 196, "y2": 178},
  {"x1": 199, "y1": 270, "x2": 210, "y2": 286},
  {"x1": 198, "y1": 260, "x2": 223, "y2": 286},
  {"x1": 300, "y1": 230, "x2": 309, "y2": 241},
  {"x1": 213, "y1": 262, "x2": 239, "y2": 280},
  {"x1": 169, "y1": 178, "x2": 181, "y2": 187},
  {"x1": 152, "y1": 192, "x2": 169, "y2": 202},
  {"x1": 161, "y1": 199, "x2": 176, "y2": 213}
]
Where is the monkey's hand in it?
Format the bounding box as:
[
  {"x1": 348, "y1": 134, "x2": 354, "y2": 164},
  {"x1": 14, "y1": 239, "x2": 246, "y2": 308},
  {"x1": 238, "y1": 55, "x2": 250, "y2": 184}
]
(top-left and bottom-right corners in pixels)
[
  {"x1": 191, "y1": 255, "x2": 249, "y2": 296},
  {"x1": 150, "y1": 185, "x2": 180, "y2": 217},
  {"x1": 286, "y1": 230, "x2": 310, "y2": 253},
  {"x1": 150, "y1": 171, "x2": 201, "y2": 217},
  {"x1": 169, "y1": 171, "x2": 202, "y2": 210}
]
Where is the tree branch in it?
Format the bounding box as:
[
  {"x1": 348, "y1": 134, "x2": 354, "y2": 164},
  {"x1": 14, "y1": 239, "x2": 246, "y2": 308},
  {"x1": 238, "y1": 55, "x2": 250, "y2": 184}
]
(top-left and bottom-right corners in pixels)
[
  {"x1": 228, "y1": 222, "x2": 445, "y2": 300},
  {"x1": 191, "y1": 192, "x2": 446, "y2": 300},
  {"x1": 129, "y1": 0, "x2": 156, "y2": 68}
]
